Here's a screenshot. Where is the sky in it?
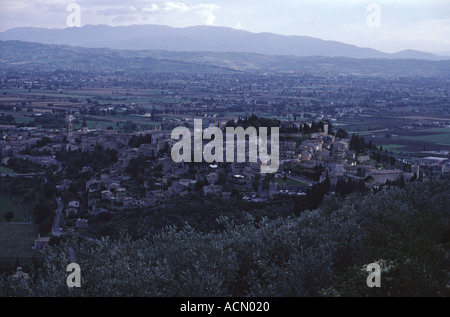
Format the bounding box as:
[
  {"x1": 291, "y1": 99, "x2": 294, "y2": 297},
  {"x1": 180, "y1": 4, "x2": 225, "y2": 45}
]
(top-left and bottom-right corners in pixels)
[{"x1": 0, "y1": 0, "x2": 449, "y2": 53}]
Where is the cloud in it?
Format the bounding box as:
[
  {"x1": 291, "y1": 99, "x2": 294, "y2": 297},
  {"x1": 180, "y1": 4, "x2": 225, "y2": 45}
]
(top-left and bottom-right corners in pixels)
[
  {"x1": 1, "y1": 0, "x2": 32, "y2": 11},
  {"x1": 82, "y1": 1, "x2": 219, "y2": 26},
  {"x1": 54, "y1": 1, "x2": 219, "y2": 27},
  {"x1": 164, "y1": 2, "x2": 189, "y2": 12},
  {"x1": 160, "y1": 2, "x2": 218, "y2": 25},
  {"x1": 195, "y1": 4, "x2": 219, "y2": 25},
  {"x1": 162, "y1": 2, "x2": 218, "y2": 25},
  {"x1": 142, "y1": 4, "x2": 159, "y2": 13}
]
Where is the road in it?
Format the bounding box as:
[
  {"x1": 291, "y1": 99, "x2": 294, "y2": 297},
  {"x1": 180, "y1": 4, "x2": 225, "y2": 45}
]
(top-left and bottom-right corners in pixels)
[{"x1": 52, "y1": 198, "x2": 64, "y2": 237}]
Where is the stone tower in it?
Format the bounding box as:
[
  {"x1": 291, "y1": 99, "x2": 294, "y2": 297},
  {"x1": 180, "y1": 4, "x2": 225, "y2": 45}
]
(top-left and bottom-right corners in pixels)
[
  {"x1": 323, "y1": 123, "x2": 329, "y2": 135},
  {"x1": 65, "y1": 115, "x2": 75, "y2": 139}
]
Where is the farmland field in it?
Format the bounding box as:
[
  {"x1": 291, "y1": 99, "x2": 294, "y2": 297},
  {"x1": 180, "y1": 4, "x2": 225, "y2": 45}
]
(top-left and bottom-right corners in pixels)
[
  {"x1": 13, "y1": 116, "x2": 35, "y2": 123},
  {"x1": 0, "y1": 194, "x2": 23, "y2": 222},
  {"x1": 401, "y1": 132, "x2": 450, "y2": 146},
  {"x1": 0, "y1": 165, "x2": 15, "y2": 174},
  {"x1": 2, "y1": 84, "x2": 450, "y2": 155},
  {"x1": 380, "y1": 144, "x2": 406, "y2": 152},
  {"x1": 0, "y1": 222, "x2": 39, "y2": 257},
  {"x1": 0, "y1": 222, "x2": 40, "y2": 272},
  {"x1": 11, "y1": 197, "x2": 36, "y2": 222},
  {"x1": 274, "y1": 177, "x2": 309, "y2": 187},
  {"x1": 351, "y1": 126, "x2": 450, "y2": 153}
]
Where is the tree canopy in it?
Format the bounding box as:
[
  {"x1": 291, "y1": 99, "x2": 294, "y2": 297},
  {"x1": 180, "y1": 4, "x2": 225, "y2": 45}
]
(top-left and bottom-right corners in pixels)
[{"x1": 1, "y1": 175, "x2": 449, "y2": 297}]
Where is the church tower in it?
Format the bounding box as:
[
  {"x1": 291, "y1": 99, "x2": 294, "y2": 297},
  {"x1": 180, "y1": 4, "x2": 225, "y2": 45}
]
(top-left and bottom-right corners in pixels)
[{"x1": 65, "y1": 115, "x2": 75, "y2": 139}]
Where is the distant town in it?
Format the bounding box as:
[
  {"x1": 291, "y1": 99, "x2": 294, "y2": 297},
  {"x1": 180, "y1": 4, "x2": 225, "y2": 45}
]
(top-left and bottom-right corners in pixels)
[{"x1": 0, "y1": 69, "x2": 449, "y2": 248}]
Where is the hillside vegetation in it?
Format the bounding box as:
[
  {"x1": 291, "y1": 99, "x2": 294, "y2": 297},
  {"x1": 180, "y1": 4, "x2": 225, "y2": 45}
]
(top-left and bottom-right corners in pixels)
[
  {"x1": 2, "y1": 41, "x2": 450, "y2": 77},
  {"x1": 1, "y1": 175, "x2": 449, "y2": 297}
]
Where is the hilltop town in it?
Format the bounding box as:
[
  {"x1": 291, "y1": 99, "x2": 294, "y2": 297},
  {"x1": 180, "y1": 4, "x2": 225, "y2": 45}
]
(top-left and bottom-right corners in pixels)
[
  {"x1": 0, "y1": 66, "x2": 449, "y2": 259},
  {"x1": 1, "y1": 112, "x2": 449, "y2": 243}
]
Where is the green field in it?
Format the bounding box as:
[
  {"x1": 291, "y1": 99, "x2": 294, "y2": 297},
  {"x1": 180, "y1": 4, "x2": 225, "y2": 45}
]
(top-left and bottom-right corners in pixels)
[
  {"x1": 0, "y1": 222, "x2": 39, "y2": 257},
  {"x1": 0, "y1": 222, "x2": 40, "y2": 272},
  {"x1": 13, "y1": 116, "x2": 35, "y2": 123},
  {"x1": 419, "y1": 128, "x2": 450, "y2": 133},
  {"x1": 381, "y1": 144, "x2": 406, "y2": 151},
  {"x1": 402, "y1": 133, "x2": 450, "y2": 146},
  {"x1": 274, "y1": 177, "x2": 309, "y2": 186},
  {"x1": 0, "y1": 194, "x2": 24, "y2": 222},
  {"x1": 11, "y1": 197, "x2": 36, "y2": 222},
  {"x1": 0, "y1": 165, "x2": 15, "y2": 174}
]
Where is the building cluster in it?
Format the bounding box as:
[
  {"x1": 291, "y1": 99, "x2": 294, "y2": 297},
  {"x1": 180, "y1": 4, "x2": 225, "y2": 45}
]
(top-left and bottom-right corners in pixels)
[{"x1": 1, "y1": 113, "x2": 449, "y2": 229}]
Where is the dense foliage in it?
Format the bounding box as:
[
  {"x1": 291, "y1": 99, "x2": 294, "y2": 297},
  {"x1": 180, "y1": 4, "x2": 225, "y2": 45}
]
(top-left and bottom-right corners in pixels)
[
  {"x1": 226, "y1": 114, "x2": 281, "y2": 134},
  {"x1": 1, "y1": 175, "x2": 449, "y2": 297},
  {"x1": 56, "y1": 145, "x2": 118, "y2": 175},
  {"x1": 34, "y1": 113, "x2": 65, "y2": 129},
  {"x1": 0, "y1": 113, "x2": 15, "y2": 125},
  {"x1": 128, "y1": 134, "x2": 153, "y2": 148},
  {"x1": 335, "y1": 128, "x2": 348, "y2": 139},
  {"x1": 6, "y1": 157, "x2": 43, "y2": 174},
  {"x1": 349, "y1": 134, "x2": 367, "y2": 154},
  {"x1": 2, "y1": 177, "x2": 57, "y2": 234}
]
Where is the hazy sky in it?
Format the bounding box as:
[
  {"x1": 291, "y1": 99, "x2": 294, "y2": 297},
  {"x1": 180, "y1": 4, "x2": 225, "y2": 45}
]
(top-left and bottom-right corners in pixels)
[{"x1": 1, "y1": 0, "x2": 449, "y2": 53}]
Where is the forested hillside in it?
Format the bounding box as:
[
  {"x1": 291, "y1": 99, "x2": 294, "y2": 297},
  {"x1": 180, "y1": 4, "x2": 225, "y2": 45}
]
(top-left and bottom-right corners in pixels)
[
  {"x1": 2, "y1": 41, "x2": 450, "y2": 77},
  {"x1": 1, "y1": 175, "x2": 449, "y2": 297}
]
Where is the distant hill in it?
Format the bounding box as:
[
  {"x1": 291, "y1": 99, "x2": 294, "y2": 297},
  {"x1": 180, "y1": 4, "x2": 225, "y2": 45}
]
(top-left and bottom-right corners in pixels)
[
  {"x1": 0, "y1": 24, "x2": 446, "y2": 61},
  {"x1": 1, "y1": 40, "x2": 450, "y2": 78}
]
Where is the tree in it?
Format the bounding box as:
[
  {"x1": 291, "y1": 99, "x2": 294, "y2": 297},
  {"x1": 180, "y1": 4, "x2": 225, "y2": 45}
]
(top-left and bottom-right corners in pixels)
[
  {"x1": 122, "y1": 120, "x2": 138, "y2": 132},
  {"x1": 356, "y1": 168, "x2": 365, "y2": 177},
  {"x1": 125, "y1": 155, "x2": 150, "y2": 177},
  {"x1": 42, "y1": 182, "x2": 57, "y2": 199},
  {"x1": 1, "y1": 175, "x2": 449, "y2": 297},
  {"x1": 39, "y1": 218, "x2": 53, "y2": 234},
  {"x1": 252, "y1": 174, "x2": 261, "y2": 192},
  {"x1": 34, "y1": 199, "x2": 55, "y2": 224},
  {"x1": 231, "y1": 188, "x2": 240, "y2": 199},
  {"x1": 4, "y1": 211, "x2": 14, "y2": 222},
  {"x1": 217, "y1": 171, "x2": 226, "y2": 185},
  {"x1": 349, "y1": 134, "x2": 367, "y2": 154},
  {"x1": 128, "y1": 134, "x2": 152, "y2": 148},
  {"x1": 335, "y1": 128, "x2": 348, "y2": 139}
]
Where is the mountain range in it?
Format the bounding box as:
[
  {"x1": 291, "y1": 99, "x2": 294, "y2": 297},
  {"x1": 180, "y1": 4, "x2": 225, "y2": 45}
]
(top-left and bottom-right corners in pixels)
[
  {"x1": 0, "y1": 24, "x2": 447, "y2": 61},
  {"x1": 1, "y1": 40, "x2": 450, "y2": 78}
]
